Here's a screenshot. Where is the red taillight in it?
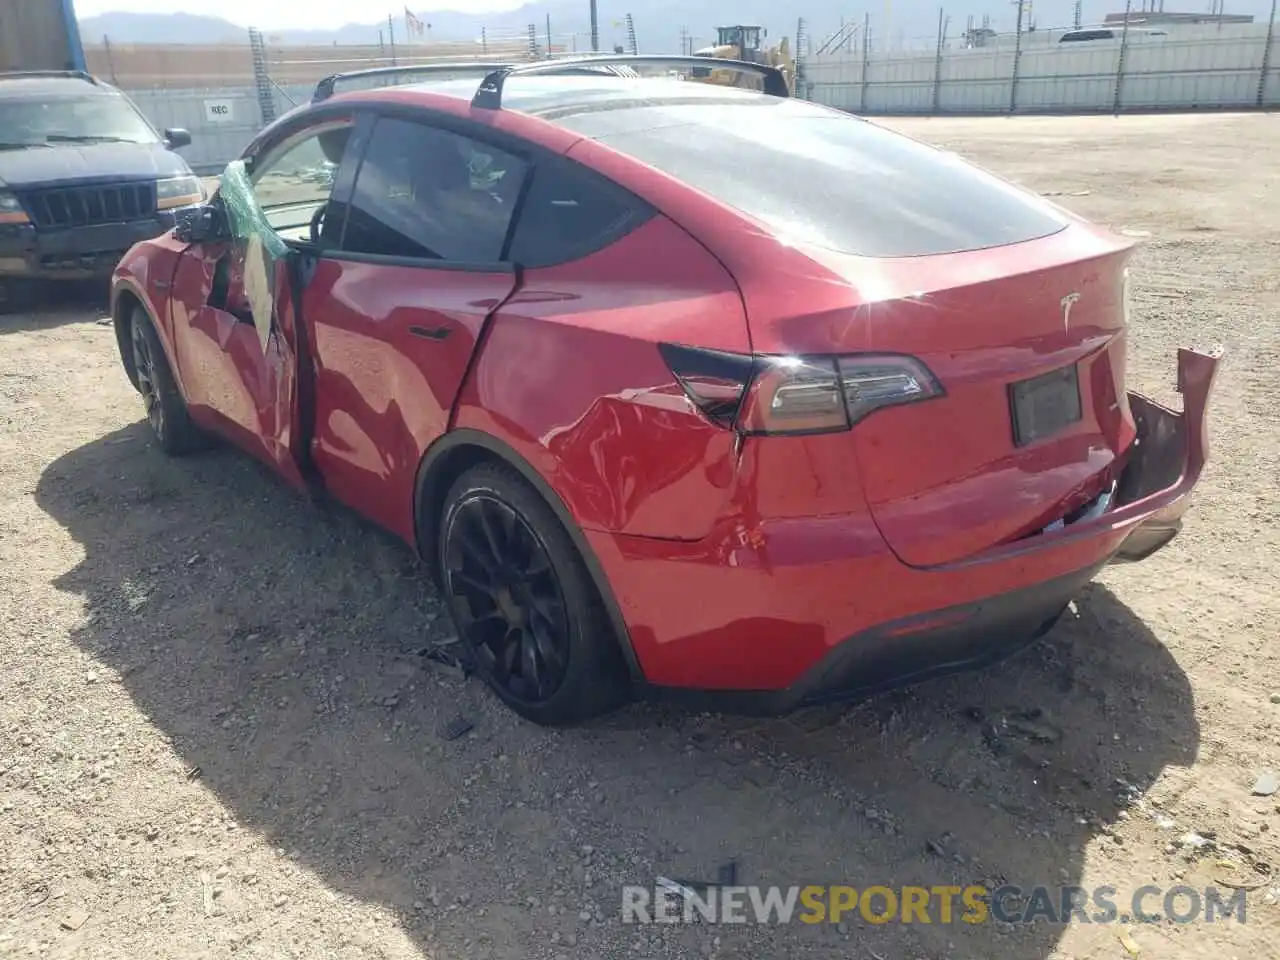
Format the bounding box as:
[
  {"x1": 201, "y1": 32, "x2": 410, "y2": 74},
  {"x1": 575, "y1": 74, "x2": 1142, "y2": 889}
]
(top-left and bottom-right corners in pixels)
[
  {"x1": 739, "y1": 356, "x2": 848, "y2": 434},
  {"x1": 836, "y1": 355, "x2": 945, "y2": 423},
  {"x1": 661, "y1": 344, "x2": 943, "y2": 435}
]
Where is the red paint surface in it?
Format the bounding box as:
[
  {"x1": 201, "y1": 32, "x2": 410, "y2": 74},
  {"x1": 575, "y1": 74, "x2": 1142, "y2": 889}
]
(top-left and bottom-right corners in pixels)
[
  {"x1": 455, "y1": 214, "x2": 748, "y2": 540},
  {"x1": 113, "y1": 85, "x2": 1220, "y2": 698},
  {"x1": 302, "y1": 258, "x2": 516, "y2": 542},
  {"x1": 165, "y1": 242, "x2": 306, "y2": 491},
  {"x1": 586, "y1": 347, "x2": 1217, "y2": 689}
]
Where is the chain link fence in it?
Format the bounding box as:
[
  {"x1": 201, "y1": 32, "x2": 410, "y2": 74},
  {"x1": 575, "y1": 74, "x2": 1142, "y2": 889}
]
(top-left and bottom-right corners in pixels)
[
  {"x1": 82, "y1": 29, "x2": 547, "y2": 173},
  {"x1": 797, "y1": 9, "x2": 1279, "y2": 115},
  {"x1": 76, "y1": 8, "x2": 1280, "y2": 173}
]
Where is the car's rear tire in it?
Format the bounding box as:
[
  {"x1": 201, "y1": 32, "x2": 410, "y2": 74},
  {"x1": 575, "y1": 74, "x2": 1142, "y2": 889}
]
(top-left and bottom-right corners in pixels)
[
  {"x1": 438, "y1": 461, "x2": 631, "y2": 726},
  {"x1": 127, "y1": 307, "x2": 210, "y2": 456}
]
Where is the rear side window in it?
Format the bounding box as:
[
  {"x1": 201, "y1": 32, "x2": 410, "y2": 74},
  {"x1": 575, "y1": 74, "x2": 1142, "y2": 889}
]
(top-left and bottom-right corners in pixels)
[
  {"x1": 340, "y1": 117, "x2": 526, "y2": 262},
  {"x1": 560, "y1": 100, "x2": 1069, "y2": 258},
  {"x1": 506, "y1": 158, "x2": 648, "y2": 267}
]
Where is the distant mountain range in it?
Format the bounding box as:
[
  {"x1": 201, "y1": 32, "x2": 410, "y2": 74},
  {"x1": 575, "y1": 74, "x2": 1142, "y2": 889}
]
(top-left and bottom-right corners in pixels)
[{"x1": 77, "y1": 0, "x2": 1275, "y2": 53}]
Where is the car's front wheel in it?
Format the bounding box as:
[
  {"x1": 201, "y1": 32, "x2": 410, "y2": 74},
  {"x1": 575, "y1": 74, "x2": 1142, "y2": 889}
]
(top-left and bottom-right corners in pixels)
[
  {"x1": 128, "y1": 307, "x2": 210, "y2": 455},
  {"x1": 438, "y1": 462, "x2": 630, "y2": 726}
]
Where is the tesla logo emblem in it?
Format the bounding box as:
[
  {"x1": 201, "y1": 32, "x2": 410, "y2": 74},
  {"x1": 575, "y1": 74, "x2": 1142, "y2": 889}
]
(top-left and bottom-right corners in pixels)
[{"x1": 1060, "y1": 292, "x2": 1081, "y2": 331}]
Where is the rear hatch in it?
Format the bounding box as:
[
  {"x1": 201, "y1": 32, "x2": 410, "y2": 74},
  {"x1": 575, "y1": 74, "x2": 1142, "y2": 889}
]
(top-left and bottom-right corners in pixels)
[
  {"x1": 818, "y1": 241, "x2": 1136, "y2": 567},
  {"x1": 567, "y1": 95, "x2": 1139, "y2": 566}
]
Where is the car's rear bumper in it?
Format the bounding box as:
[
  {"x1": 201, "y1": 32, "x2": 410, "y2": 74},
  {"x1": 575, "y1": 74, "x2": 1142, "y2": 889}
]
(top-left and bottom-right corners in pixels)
[
  {"x1": 0, "y1": 214, "x2": 180, "y2": 281},
  {"x1": 640, "y1": 560, "x2": 1103, "y2": 715},
  {"x1": 586, "y1": 347, "x2": 1221, "y2": 707}
]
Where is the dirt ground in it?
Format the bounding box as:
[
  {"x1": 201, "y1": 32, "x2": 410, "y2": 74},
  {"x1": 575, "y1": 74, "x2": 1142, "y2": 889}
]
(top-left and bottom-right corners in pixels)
[{"x1": 2, "y1": 113, "x2": 1279, "y2": 960}]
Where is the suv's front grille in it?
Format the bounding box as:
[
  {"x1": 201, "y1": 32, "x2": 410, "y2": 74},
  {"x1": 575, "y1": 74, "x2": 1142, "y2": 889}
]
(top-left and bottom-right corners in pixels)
[{"x1": 17, "y1": 182, "x2": 157, "y2": 229}]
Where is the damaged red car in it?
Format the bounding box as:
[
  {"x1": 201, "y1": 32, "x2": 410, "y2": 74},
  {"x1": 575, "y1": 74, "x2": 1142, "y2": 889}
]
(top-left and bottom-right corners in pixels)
[{"x1": 109, "y1": 57, "x2": 1220, "y2": 726}]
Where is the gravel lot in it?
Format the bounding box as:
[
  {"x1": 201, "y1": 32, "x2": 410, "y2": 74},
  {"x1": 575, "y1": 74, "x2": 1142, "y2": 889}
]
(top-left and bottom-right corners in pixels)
[{"x1": 2, "y1": 113, "x2": 1278, "y2": 960}]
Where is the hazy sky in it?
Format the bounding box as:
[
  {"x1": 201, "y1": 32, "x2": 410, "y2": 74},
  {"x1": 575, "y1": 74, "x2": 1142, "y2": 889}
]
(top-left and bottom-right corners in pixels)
[{"x1": 72, "y1": 1, "x2": 525, "y2": 30}]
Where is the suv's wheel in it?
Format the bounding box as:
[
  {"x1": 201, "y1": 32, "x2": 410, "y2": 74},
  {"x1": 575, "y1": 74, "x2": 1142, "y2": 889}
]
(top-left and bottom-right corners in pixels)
[
  {"x1": 438, "y1": 462, "x2": 631, "y2": 726},
  {"x1": 128, "y1": 307, "x2": 210, "y2": 455},
  {"x1": 0, "y1": 280, "x2": 35, "y2": 316}
]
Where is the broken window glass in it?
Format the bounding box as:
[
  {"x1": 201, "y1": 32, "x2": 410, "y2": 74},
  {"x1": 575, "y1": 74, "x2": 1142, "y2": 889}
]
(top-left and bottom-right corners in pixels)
[{"x1": 219, "y1": 159, "x2": 288, "y2": 352}]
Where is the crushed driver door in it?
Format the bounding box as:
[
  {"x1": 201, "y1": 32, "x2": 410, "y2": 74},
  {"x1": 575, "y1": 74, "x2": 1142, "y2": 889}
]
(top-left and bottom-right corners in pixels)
[{"x1": 167, "y1": 160, "x2": 308, "y2": 492}]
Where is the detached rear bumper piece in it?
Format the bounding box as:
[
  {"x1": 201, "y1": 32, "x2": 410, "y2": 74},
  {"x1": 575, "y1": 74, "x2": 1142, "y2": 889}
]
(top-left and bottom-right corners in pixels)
[
  {"x1": 591, "y1": 347, "x2": 1221, "y2": 712},
  {"x1": 1109, "y1": 347, "x2": 1221, "y2": 563}
]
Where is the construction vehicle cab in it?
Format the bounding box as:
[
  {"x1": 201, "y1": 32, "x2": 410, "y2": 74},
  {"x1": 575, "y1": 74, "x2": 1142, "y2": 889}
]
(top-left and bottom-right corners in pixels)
[
  {"x1": 717, "y1": 25, "x2": 763, "y2": 52},
  {"x1": 691, "y1": 24, "x2": 793, "y2": 94}
]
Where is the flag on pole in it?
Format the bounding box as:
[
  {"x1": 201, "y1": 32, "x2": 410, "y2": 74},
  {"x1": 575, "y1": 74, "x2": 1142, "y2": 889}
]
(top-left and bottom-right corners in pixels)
[{"x1": 405, "y1": 7, "x2": 426, "y2": 37}]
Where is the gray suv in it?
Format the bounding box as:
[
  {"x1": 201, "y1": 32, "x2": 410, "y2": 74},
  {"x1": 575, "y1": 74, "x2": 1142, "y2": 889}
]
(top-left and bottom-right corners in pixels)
[{"x1": 0, "y1": 70, "x2": 201, "y2": 309}]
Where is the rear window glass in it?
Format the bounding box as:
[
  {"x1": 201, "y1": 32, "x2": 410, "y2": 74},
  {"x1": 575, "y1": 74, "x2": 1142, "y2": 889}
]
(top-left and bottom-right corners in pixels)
[
  {"x1": 558, "y1": 100, "x2": 1069, "y2": 258},
  {"x1": 507, "y1": 158, "x2": 644, "y2": 267}
]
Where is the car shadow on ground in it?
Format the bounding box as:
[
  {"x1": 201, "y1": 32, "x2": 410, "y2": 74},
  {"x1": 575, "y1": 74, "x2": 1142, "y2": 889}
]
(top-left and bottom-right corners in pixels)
[
  {"x1": 35, "y1": 422, "x2": 1200, "y2": 959},
  {"x1": 0, "y1": 280, "x2": 110, "y2": 333}
]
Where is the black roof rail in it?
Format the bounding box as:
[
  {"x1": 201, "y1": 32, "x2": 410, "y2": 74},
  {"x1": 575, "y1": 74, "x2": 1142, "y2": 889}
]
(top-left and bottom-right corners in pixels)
[
  {"x1": 0, "y1": 69, "x2": 97, "y2": 84},
  {"x1": 312, "y1": 62, "x2": 512, "y2": 103},
  {"x1": 471, "y1": 54, "x2": 790, "y2": 109}
]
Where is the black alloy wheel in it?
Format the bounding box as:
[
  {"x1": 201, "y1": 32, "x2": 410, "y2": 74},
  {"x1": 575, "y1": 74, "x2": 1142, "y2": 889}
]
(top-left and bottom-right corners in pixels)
[
  {"x1": 131, "y1": 315, "x2": 165, "y2": 437},
  {"x1": 126, "y1": 308, "x2": 209, "y2": 455},
  {"x1": 437, "y1": 462, "x2": 630, "y2": 726},
  {"x1": 443, "y1": 492, "x2": 570, "y2": 704}
]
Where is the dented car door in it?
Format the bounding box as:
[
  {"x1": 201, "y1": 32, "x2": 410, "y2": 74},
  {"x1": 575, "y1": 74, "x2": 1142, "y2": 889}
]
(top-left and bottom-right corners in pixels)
[
  {"x1": 298, "y1": 114, "x2": 524, "y2": 542},
  {"x1": 167, "y1": 117, "x2": 357, "y2": 492}
]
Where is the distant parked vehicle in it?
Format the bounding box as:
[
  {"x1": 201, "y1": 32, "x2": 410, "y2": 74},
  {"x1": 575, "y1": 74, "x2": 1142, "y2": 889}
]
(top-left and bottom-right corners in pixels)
[
  {"x1": 0, "y1": 70, "x2": 199, "y2": 311},
  {"x1": 1059, "y1": 27, "x2": 1168, "y2": 42}
]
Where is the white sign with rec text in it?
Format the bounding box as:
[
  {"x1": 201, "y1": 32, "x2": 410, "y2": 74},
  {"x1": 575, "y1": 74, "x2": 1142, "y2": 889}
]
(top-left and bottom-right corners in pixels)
[{"x1": 203, "y1": 99, "x2": 235, "y2": 123}]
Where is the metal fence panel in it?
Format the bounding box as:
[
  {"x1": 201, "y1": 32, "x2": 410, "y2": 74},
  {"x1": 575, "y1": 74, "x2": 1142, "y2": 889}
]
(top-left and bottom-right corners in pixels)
[
  {"x1": 805, "y1": 21, "x2": 1279, "y2": 115},
  {"x1": 938, "y1": 49, "x2": 1015, "y2": 112},
  {"x1": 124, "y1": 87, "x2": 265, "y2": 172},
  {"x1": 92, "y1": 24, "x2": 1280, "y2": 172}
]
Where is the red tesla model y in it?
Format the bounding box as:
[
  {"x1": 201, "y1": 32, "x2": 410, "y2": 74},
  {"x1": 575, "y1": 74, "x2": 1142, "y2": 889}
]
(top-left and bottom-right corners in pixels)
[{"x1": 110, "y1": 57, "x2": 1220, "y2": 725}]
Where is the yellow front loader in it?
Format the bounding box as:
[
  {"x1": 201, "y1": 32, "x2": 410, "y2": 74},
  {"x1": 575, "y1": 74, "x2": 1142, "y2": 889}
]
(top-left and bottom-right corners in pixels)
[{"x1": 690, "y1": 25, "x2": 795, "y2": 95}]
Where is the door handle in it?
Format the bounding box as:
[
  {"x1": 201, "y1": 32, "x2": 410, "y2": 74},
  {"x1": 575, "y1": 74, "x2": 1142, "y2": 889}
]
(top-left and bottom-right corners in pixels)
[{"x1": 409, "y1": 325, "x2": 452, "y2": 341}]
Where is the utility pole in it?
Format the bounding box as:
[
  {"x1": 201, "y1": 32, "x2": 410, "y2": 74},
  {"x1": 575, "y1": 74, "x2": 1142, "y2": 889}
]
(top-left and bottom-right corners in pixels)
[
  {"x1": 1114, "y1": 0, "x2": 1132, "y2": 113},
  {"x1": 387, "y1": 13, "x2": 397, "y2": 66},
  {"x1": 102, "y1": 34, "x2": 118, "y2": 84},
  {"x1": 589, "y1": 0, "x2": 600, "y2": 51},
  {"x1": 932, "y1": 8, "x2": 948, "y2": 113},
  {"x1": 625, "y1": 13, "x2": 637, "y2": 54},
  {"x1": 1009, "y1": 0, "x2": 1025, "y2": 114},
  {"x1": 1257, "y1": 0, "x2": 1276, "y2": 106}
]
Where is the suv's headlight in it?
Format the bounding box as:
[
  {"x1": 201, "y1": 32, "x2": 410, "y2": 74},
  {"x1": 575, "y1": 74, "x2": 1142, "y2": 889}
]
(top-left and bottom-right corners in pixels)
[
  {"x1": 0, "y1": 191, "x2": 29, "y2": 224},
  {"x1": 156, "y1": 176, "x2": 204, "y2": 210}
]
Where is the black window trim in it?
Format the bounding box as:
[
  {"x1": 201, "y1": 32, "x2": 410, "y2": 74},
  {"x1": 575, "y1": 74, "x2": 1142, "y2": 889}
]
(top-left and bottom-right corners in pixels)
[
  {"x1": 325, "y1": 109, "x2": 522, "y2": 272},
  {"x1": 325, "y1": 102, "x2": 655, "y2": 273},
  {"x1": 206, "y1": 105, "x2": 361, "y2": 251},
  {"x1": 241, "y1": 102, "x2": 359, "y2": 177},
  {"x1": 233, "y1": 100, "x2": 655, "y2": 274}
]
